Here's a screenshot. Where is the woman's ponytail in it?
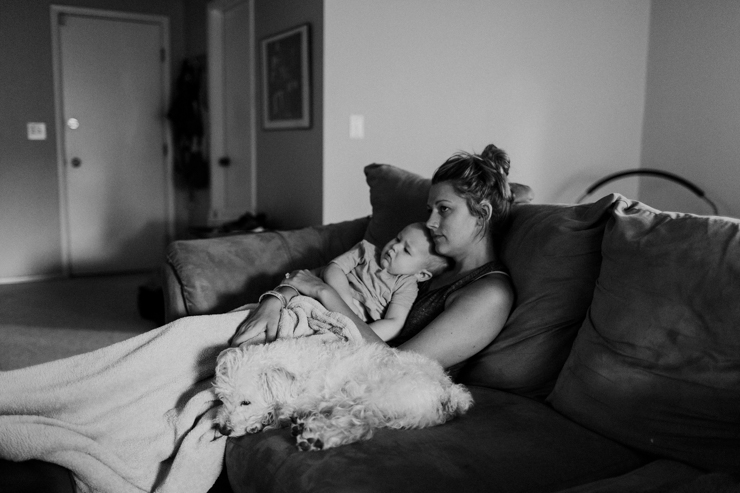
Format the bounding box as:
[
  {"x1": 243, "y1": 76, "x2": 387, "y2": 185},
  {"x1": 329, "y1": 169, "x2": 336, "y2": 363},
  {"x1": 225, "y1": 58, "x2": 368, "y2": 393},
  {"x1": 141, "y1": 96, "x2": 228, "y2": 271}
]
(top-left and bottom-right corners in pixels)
[{"x1": 480, "y1": 144, "x2": 510, "y2": 177}]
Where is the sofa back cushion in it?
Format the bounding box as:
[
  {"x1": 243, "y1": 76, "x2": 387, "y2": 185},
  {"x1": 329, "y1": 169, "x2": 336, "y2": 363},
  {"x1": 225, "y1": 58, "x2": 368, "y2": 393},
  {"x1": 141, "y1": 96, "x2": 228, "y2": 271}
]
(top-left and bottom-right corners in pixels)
[
  {"x1": 547, "y1": 198, "x2": 740, "y2": 472},
  {"x1": 363, "y1": 163, "x2": 618, "y2": 399}
]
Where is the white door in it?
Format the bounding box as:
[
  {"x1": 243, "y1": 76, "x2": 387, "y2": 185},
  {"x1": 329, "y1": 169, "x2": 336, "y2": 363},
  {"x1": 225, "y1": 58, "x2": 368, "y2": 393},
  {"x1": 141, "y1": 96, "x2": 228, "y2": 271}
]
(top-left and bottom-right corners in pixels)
[
  {"x1": 54, "y1": 9, "x2": 171, "y2": 275},
  {"x1": 208, "y1": 0, "x2": 255, "y2": 224}
]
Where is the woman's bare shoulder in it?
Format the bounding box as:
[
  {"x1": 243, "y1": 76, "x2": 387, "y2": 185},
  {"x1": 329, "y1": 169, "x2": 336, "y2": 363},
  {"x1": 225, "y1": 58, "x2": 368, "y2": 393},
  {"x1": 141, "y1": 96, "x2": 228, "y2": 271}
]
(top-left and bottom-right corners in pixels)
[
  {"x1": 400, "y1": 271, "x2": 513, "y2": 368},
  {"x1": 446, "y1": 271, "x2": 514, "y2": 308}
]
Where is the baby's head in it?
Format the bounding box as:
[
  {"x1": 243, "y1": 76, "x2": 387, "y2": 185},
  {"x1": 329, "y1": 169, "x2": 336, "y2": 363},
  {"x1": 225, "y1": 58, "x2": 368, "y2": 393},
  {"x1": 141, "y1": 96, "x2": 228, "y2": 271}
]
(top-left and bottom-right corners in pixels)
[{"x1": 380, "y1": 222, "x2": 450, "y2": 281}]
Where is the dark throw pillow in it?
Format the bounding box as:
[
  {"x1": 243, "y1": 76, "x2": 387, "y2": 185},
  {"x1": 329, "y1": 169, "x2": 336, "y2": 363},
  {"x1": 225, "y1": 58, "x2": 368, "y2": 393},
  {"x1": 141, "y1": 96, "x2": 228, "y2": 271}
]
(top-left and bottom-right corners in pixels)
[
  {"x1": 363, "y1": 164, "x2": 431, "y2": 248},
  {"x1": 458, "y1": 194, "x2": 621, "y2": 399}
]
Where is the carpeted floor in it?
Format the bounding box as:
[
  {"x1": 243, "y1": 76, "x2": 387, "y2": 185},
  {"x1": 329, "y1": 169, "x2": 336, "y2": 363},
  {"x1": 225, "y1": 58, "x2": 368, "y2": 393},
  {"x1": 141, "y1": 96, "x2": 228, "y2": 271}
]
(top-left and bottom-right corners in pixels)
[
  {"x1": 0, "y1": 273, "x2": 159, "y2": 371},
  {"x1": 0, "y1": 273, "x2": 236, "y2": 492}
]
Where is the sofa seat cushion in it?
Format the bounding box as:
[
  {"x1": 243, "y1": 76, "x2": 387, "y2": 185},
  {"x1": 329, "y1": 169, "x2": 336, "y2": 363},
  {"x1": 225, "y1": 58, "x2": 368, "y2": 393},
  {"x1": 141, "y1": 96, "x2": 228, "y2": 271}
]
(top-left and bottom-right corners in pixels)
[
  {"x1": 225, "y1": 386, "x2": 645, "y2": 493},
  {"x1": 548, "y1": 197, "x2": 740, "y2": 473},
  {"x1": 554, "y1": 459, "x2": 740, "y2": 493}
]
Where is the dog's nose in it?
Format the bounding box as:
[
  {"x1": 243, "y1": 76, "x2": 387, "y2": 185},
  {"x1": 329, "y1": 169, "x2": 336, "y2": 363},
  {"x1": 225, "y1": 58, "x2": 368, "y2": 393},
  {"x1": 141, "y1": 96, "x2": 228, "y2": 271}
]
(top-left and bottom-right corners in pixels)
[{"x1": 218, "y1": 424, "x2": 232, "y2": 436}]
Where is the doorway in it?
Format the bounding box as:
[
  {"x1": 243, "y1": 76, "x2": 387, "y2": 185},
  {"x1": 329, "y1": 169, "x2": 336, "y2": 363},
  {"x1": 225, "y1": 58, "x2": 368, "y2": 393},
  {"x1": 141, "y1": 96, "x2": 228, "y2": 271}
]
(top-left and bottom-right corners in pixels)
[
  {"x1": 51, "y1": 6, "x2": 173, "y2": 275},
  {"x1": 207, "y1": 0, "x2": 256, "y2": 225}
]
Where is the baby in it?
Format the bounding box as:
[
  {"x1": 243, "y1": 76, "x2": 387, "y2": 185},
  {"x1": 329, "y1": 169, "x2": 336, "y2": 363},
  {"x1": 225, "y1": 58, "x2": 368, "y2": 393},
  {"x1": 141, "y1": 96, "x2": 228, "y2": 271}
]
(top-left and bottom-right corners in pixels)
[{"x1": 322, "y1": 222, "x2": 449, "y2": 342}]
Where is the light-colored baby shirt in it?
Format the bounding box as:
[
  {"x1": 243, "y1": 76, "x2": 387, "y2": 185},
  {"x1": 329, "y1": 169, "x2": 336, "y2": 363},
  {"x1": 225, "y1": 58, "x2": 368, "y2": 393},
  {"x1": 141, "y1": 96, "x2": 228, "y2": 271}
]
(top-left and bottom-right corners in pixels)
[{"x1": 329, "y1": 240, "x2": 418, "y2": 322}]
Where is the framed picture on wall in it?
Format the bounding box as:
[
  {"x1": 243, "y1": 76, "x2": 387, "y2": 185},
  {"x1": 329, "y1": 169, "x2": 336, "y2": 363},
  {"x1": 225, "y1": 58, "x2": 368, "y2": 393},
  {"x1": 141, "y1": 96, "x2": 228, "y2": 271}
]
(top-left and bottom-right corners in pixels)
[{"x1": 261, "y1": 24, "x2": 311, "y2": 130}]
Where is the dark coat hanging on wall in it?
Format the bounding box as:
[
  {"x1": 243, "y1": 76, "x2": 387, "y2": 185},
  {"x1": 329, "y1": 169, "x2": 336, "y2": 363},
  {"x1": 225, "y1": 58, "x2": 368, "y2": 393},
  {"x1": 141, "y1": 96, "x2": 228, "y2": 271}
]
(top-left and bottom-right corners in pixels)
[{"x1": 168, "y1": 56, "x2": 209, "y2": 190}]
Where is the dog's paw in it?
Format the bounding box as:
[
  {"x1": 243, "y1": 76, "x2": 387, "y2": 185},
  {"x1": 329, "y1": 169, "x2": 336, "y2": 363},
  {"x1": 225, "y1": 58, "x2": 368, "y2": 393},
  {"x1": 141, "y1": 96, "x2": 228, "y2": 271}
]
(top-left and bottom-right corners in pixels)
[
  {"x1": 296, "y1": 435, "x2": 324, "y2": 451},
  {"x1": 290, "y1": 416, "x2": 304, "y2": 437},
  {"x1": 292, "y1": 417, "x2": 324, "y2": 451}
]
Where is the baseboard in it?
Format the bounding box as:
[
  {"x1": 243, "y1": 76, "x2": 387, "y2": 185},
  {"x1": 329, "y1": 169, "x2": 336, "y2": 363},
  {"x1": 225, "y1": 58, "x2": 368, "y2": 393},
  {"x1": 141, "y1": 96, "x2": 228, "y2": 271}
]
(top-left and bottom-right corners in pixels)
[{"x1": 0, "y1": 273, "x2": 66, "y2": 285}]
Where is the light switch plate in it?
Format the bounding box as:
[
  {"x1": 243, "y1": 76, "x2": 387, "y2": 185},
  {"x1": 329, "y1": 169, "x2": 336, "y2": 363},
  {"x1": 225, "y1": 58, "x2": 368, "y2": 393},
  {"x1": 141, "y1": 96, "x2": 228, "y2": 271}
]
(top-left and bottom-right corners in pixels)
[
  {"x1": 27, "y1": 122, "x2": 47, "y2": 140},
  {"x1": 350, "y1": 115, "x2": 364, "y2": 139}
]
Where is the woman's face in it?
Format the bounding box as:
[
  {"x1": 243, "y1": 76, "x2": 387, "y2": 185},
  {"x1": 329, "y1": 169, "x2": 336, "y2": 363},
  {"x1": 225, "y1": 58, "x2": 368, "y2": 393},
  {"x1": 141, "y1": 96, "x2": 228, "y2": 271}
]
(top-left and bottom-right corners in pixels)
[{"x1": 425, "y1": 182, "x2": 481, "y2": 257}]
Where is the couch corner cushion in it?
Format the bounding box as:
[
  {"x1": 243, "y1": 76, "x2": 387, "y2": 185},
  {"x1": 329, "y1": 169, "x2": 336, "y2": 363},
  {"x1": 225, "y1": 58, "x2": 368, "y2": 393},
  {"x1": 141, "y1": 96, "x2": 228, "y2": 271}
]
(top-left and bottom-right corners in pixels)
[
  {"x1": 548, "y1": 198, "x2": 740, "y2": 473},
  {"x1": 458, "y1": 194, "x2": 621, "y2": 399},
  {"x1": 165, "y1": 217, "x2": 370, "y2": 316},
  {"x1": 165, "y1": 233, "x2": 293, "y2": 315}
]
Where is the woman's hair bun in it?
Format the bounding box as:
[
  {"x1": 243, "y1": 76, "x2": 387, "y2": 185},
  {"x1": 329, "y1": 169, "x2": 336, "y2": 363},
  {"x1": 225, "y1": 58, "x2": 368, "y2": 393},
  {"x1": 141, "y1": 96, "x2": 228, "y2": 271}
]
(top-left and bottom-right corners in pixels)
[{"x1": 480, "y1": 144, "x2": 510, "y2": 177}]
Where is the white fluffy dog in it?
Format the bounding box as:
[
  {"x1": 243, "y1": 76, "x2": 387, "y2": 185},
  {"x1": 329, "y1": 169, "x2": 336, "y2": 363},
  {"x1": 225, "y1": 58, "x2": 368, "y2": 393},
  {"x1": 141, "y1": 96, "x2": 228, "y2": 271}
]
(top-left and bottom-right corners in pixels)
[{"x1": 213, "y1": 337, "x2": 473, "y2": 451}]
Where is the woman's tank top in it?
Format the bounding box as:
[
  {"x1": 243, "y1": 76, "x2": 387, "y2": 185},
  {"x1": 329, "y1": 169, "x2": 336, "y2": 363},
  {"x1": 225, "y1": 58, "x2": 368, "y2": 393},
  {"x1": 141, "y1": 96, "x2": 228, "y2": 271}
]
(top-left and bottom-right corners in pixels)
[{"x1": 389, "y1": 260, "x2": 509, "y2": 348}]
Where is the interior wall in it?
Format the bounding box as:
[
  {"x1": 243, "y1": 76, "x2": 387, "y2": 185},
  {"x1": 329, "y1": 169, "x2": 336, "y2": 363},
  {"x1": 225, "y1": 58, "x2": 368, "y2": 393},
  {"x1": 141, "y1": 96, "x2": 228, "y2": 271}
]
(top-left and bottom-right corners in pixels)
[
  {"x1": 639, "y1": 0, "x2": 740, "y2": 218},
  {"x1": 254, "y1": 0, "x2": 324, "y2": 230},
  {"x1": 0, "y1": 0, "x2": 184, "y2": 281},
  {"x1": 182, "y1": 0, "x2": 208, "y2": 57},
  {"x1": 323, "y1": 0, "x2": 651, "y2": 224}
]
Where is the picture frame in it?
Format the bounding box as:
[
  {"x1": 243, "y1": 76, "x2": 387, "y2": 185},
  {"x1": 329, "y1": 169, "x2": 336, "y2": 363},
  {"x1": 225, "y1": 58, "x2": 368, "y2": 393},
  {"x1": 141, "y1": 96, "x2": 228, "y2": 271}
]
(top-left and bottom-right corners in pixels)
[{"x1": 260, "y1": 24, "x2": 311, "y2": 130}]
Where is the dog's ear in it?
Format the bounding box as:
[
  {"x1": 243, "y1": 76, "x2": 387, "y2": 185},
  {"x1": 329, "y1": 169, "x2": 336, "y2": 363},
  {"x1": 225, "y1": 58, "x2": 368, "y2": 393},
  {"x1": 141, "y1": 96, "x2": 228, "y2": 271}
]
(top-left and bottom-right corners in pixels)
[
  {"x1": 260, "y1": 366, "x2": 296, "y2": 402},
  {"x1": 216, "y1": 346, "x2": 252, "y2": 379},
  {"x1": 216, "y1": 347, "x2": 238, "y2": 371}
]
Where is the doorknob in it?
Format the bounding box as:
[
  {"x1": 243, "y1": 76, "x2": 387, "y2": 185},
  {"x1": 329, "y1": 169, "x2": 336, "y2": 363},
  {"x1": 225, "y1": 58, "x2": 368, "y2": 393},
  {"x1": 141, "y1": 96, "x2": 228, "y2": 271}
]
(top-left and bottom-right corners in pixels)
[
  {"x1": 218, "y1": 156, "x2": 231, "y2": 167},
  {"x1": 70, "y1": 157, "x2": 82, "y2": 168}
]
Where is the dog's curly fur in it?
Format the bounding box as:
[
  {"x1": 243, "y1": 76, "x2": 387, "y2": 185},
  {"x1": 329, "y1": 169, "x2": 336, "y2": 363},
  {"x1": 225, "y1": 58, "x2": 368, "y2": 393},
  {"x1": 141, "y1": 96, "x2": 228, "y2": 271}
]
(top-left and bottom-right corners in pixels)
[{"x1": 213, "y1": 337, "x2": 473, "y2": 451}]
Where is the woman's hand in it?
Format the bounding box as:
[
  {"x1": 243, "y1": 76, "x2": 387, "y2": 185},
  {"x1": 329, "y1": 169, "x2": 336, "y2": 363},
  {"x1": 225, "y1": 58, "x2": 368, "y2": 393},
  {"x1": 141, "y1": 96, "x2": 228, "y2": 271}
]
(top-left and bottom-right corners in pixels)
[
  {"x1": 229, "y1": 297, "x2": 281, "y2": 346},
  {"x1": 286, "y1": 269, "x2": 386, "y2": 346},
  {"x1": 283, "y1": 269, "x2": 327, "y2": 299},
  {"x1": 229, "y1": 271, "x2": 324, "y2": 347}
]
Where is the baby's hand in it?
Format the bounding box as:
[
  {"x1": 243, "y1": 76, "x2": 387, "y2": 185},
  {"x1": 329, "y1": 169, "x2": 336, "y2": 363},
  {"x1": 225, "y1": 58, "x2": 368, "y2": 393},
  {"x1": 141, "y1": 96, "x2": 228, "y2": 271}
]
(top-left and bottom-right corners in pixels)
[{"x1": 284, "y1": 269, "x2": 327, "y2": 299}]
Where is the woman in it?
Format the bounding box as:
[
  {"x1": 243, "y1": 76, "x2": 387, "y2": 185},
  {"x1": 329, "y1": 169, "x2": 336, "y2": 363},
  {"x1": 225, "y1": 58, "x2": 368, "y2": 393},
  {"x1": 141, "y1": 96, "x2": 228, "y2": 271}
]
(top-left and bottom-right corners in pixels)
[{"x1": 231, "y1": 144, "x2": 515, "y2": 370}]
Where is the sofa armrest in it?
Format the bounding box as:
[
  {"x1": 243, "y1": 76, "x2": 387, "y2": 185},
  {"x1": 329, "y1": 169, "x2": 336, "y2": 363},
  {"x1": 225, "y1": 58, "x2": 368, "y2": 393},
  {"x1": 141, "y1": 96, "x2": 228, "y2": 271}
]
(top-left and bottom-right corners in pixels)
[
  {"x1": 163, "y1": 217, "x2": 370, "y2": 322},
  {"x1": 162, "y1": 261, "x2": 188, "y2": 324}
]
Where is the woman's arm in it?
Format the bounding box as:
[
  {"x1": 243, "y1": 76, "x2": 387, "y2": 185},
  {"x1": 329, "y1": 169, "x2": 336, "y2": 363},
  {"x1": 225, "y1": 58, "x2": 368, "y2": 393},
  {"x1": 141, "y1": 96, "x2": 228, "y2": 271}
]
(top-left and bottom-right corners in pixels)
[{"x1": 399, "y1": 274, "x2": 514, "y2": 369}]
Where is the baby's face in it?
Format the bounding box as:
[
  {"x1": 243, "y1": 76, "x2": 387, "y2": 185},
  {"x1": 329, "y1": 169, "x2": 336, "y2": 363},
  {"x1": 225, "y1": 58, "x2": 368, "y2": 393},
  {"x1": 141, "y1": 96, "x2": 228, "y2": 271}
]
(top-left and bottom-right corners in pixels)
[{"x1": 380, "y1": 224, "x2": 434, "y2": 276}]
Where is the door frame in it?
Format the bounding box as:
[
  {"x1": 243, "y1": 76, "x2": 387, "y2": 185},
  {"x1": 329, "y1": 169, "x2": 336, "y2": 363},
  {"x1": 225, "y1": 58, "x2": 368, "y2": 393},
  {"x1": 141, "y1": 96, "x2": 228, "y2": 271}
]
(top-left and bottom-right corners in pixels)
[
  {"x1": 207, "y1": 0, "x2": 257, "y2": 224},
  {"x1": 50, "y1": 5, "x2": 173, "y2": 276}
]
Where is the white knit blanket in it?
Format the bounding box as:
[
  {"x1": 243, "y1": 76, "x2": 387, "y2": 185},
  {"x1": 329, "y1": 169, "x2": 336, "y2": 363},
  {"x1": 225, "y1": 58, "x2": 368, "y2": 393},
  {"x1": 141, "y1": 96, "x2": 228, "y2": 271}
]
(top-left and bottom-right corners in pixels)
[{"x1": 0, "y1": 296, "x2": 359, "y2": 493}]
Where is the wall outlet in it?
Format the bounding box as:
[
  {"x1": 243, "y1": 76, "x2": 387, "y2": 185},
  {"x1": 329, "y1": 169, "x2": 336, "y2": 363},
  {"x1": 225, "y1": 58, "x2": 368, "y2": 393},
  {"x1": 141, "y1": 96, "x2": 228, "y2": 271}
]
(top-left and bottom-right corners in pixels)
[{"x1": 27, "y1": 122, "x2": 47, "y2": 140}]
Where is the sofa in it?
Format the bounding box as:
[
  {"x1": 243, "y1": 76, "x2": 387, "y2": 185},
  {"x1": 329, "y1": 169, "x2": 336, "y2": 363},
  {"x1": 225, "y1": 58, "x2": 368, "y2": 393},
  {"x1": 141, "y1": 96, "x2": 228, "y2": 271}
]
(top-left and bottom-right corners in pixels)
[
  {"x1": 160, "y1": 163, "x2": 740, "y2": 493},
  {"x1": 7, "y1": 163, "x2": 736, "y2": 493}
]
